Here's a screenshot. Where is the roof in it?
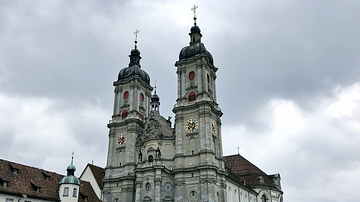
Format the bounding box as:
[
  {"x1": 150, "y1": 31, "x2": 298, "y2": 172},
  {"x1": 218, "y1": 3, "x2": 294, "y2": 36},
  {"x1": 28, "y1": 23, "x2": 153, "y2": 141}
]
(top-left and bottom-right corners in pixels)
[
  {"x1": 0, "y1": 159, "x2": 101, "y2": 202},
  {"x1": 87, "y1": 164, "x2": 105, "y2": 187},
  {"x1": 224, "y1": 154, "x2": 280, "y2": 189}
]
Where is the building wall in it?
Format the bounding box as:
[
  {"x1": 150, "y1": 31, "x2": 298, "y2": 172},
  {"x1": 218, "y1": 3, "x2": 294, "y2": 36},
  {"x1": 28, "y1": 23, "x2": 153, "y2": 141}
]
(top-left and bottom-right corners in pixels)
[
  {"x1": 0, "y1": 193, "x2": 56, "y2": 202},
  {"x1": 59, "y1": 184, "x2": 79, "y2": 202},
  {"x1": 79, "y1": 167, "x2": 101, "y2": 199}
]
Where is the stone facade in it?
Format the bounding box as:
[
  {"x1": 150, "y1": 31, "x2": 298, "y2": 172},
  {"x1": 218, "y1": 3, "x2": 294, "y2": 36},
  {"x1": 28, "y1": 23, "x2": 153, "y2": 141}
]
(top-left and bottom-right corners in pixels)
[{"x1": 102, "y1": 14, "x2": 283, "y2": 202}]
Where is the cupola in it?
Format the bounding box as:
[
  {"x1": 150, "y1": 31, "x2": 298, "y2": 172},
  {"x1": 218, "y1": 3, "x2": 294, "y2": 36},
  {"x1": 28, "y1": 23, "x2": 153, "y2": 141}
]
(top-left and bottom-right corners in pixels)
[
  {"x1": 116, "y1": 29, "x2": 150, "y2": 84},
  {"x1": 178, "y1": 6, "x2": 214, "y2": 64}
]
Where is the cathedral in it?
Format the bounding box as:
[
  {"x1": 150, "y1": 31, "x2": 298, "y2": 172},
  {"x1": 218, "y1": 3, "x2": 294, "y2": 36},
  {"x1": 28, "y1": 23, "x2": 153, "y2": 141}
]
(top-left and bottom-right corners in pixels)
[{"x1": 101, "y1": 7, "x2": 284, "y2": 202}]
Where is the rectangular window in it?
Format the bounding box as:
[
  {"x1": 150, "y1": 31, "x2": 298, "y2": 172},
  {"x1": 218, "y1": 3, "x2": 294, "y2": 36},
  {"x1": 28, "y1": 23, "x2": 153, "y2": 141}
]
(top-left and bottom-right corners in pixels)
[
  {"x1": 3, "y1": 181, "x2": 8, "y2": 187},
  {"x1": 73, "y1": 188, "x2": 77, "y2": 197},
  {"x1": 63, "y1": 187, "x2": 69, "y2": 196},
  {"x1": 5, "y1": 199, "x2": 14, "y2": 202}
]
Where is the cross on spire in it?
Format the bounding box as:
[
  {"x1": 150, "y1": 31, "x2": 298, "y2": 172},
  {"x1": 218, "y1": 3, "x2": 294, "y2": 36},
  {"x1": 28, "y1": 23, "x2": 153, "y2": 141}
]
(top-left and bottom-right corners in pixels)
[
  {"x1": 191, "y1": 5, "x2": 198, "y2": 25},
  {"x1": 71, "y1": 151, "x2": 75, "y2": 165},
  {"x1": 154, "y1": 80, "x2": 157, "y2": 94},
  {"x1": 133, "y1": 29, "x2": 140, "y2": 48}
]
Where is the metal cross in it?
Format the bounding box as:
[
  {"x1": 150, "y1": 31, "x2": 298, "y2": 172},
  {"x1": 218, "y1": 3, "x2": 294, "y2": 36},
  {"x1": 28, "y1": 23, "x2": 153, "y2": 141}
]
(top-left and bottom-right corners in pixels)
[
  {"x1": 133, "y1": 29, "x2": 140, "y2": 41},
  {"x1": 191, "y1": 5, "x2": 198, "y2": 17}
]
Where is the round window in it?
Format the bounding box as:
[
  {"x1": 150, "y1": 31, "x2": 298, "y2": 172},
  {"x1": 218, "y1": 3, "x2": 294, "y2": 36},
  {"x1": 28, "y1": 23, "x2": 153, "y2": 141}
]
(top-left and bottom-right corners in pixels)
[
  {"x1": 124, "y1": 91, "x2": 129, "y2": 99},
  {"x1": 189, "y1": 71, "x2": 195, "y2": 80}
]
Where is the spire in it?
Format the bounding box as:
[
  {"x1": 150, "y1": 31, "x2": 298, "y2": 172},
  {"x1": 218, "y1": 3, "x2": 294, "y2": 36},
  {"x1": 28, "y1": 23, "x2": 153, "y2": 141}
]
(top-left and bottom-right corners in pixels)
[
  {"x1": 191, "y1": 5, "x2": 198, "y2": 25},
  {"x1": 59, "y1": 152, "x2": 80, "y2": 185},
  {"x1": 189, "y1": 5, "x2": 202, "y2": 45},
  {"x1": 134, "y1": 29, "x2": 140, "y2": 49},
  {"x1": 150, "y1": 80, "x2": 160, "y2": 114},
  {"x1": 129, "y1": 29, "x2": 142, "y2": 67},
  {"x1": 67, "y1": 152, "x2": 76, "y2": 176}
]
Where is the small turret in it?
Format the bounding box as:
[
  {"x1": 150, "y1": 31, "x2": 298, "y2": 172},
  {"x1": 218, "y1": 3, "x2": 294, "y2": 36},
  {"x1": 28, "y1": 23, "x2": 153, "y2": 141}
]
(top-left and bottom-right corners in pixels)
[
  {"x1": 150, "y1": 80, "x2": 160, "y2": 114},
  {"x1": 59, "y1": 153, "x2": 80, "y2": 202}
]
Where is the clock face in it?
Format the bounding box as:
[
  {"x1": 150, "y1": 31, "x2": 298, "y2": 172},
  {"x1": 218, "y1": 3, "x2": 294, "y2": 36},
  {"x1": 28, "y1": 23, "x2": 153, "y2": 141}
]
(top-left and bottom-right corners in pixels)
[
  {"x1": 185, "y1": 119, "x2": 198, "y2": 133},
  {"x1": 116, "y1": 134, "x2": 127, "y2": 146},
  {"x1": 211, "y1": 121, "x2": 217, "y2": 134}
]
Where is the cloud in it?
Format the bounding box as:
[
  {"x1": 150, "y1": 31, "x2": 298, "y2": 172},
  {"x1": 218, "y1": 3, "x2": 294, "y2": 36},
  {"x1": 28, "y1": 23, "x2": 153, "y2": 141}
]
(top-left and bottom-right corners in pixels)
[
  {"x1": 0, "y1": 93, "x2": 108, "y2": 174},
  {"x1": 223, "y1": 82, "x2": 360, "y2": 202}
]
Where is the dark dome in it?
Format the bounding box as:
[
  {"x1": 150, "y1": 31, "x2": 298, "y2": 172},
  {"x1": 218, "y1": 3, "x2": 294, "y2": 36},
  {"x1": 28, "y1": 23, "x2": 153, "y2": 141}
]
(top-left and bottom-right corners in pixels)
[
  {"x1": 118, "y1": 65, "x2": 150, "y2": 84},
  {"x1": 131, "y1": 48, "x2": 140, "y2": 55},
  {"x1": 179, "y1": 42, "x2": 214, "y2": 64},
  {"x1": 190, "y1": 25, "x2": 201, "y2": 34}
]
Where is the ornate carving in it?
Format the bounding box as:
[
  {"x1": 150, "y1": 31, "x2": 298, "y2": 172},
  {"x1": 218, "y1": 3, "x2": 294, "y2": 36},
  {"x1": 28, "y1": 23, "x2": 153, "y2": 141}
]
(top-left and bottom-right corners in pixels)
[
  {"x1": 144, "y1": 117, "x2": 163, "y2": 139},
  {"x1": 116, "y1": 147, "x2": 126, "y2": 153},
  {"x1": 121, "y1": 187, "x2": 134, "y2": 192},
  {"x1": 154, "y1": 177, "x2": 162, "y2": 186}
]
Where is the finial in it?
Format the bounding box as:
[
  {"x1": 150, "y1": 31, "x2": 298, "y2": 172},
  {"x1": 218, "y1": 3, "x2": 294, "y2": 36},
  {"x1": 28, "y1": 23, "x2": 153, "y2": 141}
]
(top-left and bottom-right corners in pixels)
[
  {"x1": 237, "y1": 147, "x2": 240, "y2": 155},
  {"x1": 191, "y1": 5, "x2": 198, "y2": 25},
  {"x1": 71, "y1": 151, "x2": 74, "y2": 165},
  {"x1": 154, "y1": 80, "x2": 157, "y2": 94},
  {"x1": 133, "y1": 29, "x2": 140, "y2": 49}
]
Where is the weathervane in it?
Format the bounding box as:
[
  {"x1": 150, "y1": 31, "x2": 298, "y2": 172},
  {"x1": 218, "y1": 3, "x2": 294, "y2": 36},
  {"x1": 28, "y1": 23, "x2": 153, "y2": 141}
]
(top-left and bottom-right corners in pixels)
[
  {"x1": 191, "y1": 5, "x2": 198, "y2": 25},
  {"x1": 133, "y1": 29, "x2": 140, "y2": 48}
]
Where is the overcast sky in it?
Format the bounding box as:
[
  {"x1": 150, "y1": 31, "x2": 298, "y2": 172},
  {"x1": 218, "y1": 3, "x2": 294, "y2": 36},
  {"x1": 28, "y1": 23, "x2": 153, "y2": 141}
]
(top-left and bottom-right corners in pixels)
[{"x1": 1, "y1": 1, "x2": 360, "y2": 201}]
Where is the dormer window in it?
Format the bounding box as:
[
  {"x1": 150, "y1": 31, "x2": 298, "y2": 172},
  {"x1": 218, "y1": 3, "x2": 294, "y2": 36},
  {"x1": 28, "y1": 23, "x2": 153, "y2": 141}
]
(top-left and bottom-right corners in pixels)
[
  {"x1": 9, "y1": 165, "x2": 19, "y2": 174},
  {"x1": 259, "y1": 176, "x2": 264, "y2": 183},
  {"x1": 42, "y1": 172, "x2": 50, "y2": 181},
  {"x1": 2, "y1": 181, "x2": 9, "y2": 188},
  {"x1": 30, "y1": 183, "x2": 41, "y2": 193}
]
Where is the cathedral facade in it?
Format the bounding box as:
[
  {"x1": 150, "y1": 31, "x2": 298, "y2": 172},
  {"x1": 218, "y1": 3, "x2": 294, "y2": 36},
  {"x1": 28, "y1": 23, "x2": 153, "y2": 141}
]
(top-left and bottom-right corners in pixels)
[{"x1": 102, "y1": 11, "x2": 283, "y2": 202}]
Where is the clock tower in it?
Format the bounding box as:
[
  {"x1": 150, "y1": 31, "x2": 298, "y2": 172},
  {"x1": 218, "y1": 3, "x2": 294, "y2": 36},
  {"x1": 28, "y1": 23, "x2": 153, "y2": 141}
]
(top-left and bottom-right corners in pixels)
[
  {"x1": 172, "y1": 6, "x2": 227, "y2": 201},
  {"x1": 102, "y1": 30, "x2": 153, "y2": 202}
]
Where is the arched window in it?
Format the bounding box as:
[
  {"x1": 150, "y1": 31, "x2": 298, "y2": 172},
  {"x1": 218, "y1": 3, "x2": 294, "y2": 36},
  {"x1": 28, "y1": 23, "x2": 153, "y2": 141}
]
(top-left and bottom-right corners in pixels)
[
  {"x1": 261, "y1": 194, "x2": 267, "y2": 202},
  {"x1": 148, "y1": 155, "x2": 153, "y2": 163},
  {"x1": 234, "y1": 189, "x2": 239, "y2": 202},
  {"x1": 228, "y1": 187, "x2": 232, "y2": 202},
  {"x1": 188, "y1": 92, "x2": 196, "y2": 102},
  {"x1": 122, "y1": 110, "x2": 128, "y2": 118}
]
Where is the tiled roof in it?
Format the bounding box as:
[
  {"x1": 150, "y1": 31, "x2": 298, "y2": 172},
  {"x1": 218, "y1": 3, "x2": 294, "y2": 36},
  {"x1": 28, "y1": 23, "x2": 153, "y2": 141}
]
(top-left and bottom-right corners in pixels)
[
  {"x1": 0, "y1": 159, "x2": 101, "y2": 202},
  {"x1": 87, "y1": 164, "x2": 105, "y2": 187},
  {"x1": 224, "y1": 154, "x2": 280, "y2": 189}
]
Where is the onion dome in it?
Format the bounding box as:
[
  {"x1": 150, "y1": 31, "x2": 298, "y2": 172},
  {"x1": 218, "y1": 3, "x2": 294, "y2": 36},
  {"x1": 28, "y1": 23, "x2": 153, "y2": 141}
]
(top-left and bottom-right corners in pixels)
[
  {"x1": 179, "y1": 42, "x2": 214, "y2": 64},
  {"x1": 116, "y1": 29, "x2": 150, "y2": 84},
  {"x1": 178, "y1": 11, "x2": 214, "y2": 64},
  {"x1": 59, "y1": 156, "x2": 80, "y2": 185},
  {"x1": 117, "y1": 48, "x2": 150, "y2": 84}
]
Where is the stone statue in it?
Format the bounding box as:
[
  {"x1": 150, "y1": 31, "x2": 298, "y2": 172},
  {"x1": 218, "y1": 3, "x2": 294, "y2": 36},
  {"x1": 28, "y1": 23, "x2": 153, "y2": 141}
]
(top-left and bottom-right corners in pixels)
[{"x1": 138, "y1": 151, "x2": 143, "y2": 162}]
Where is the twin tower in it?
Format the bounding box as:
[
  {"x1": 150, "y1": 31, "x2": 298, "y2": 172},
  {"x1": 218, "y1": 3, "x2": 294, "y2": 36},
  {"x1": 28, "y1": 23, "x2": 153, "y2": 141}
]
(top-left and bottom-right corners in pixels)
[{"x1": 102, "y1": 13, "x2": 227, "y2": 202}]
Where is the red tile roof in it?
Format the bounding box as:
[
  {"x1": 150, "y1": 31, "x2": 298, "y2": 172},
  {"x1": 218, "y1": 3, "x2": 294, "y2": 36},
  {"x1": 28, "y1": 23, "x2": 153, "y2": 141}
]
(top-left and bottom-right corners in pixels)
[
  {"x1": 0, "y1": 159, "x2": 101, "y2": 202},
  {"x1": 224, "y1": 154, "x2": 280, "y2": 190}
]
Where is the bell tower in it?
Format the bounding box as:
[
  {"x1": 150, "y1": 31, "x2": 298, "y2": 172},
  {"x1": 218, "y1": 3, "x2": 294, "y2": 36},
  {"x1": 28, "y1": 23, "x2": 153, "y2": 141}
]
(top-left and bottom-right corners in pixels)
[
  {"x1": 102, "y1": 30, "x2": 153, "y2": 202},
  {"x1": 173, "y1": 5, "x2": 226, "y2": 202}
]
